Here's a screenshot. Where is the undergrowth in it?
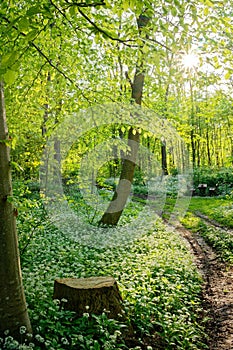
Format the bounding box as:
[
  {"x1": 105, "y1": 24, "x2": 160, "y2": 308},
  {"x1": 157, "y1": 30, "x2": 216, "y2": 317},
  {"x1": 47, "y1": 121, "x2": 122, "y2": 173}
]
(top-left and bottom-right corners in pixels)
[
  {"x1": 188, "y1": 197, "x2": 233, "y2": 229},
  {"x1": 181, "y1": 213, "x2": 233, "y2": 264},
  {"x1": 1, "y1": 181, "x2": 208, "y2": 349}
]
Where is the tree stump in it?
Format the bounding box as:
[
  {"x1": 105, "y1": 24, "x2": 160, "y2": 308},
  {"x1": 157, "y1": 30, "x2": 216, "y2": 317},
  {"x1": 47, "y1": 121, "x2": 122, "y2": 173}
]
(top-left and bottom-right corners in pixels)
[
  {"x1": 198, "y1": 183, "x2": 207, "y2": 196},
  {"x1": 209, "y1": 187, "x2": 216, "y2": 196},
  {"x1": 53, "y1": 276, "x2": 125, "y2": 320}
]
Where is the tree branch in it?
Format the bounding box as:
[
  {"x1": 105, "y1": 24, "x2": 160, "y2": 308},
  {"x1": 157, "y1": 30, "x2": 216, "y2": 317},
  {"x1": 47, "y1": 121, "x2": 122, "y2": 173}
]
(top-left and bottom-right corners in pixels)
[
  {"x1": 20, "y1": 62, "x2": 48, "y2": 104},
  {"x1": 0, "y1": 15, "x2": 90, "y2": 100},
  {"x1": 49, "y1": 0, "x2": 80, "y2": 33},
  {"x1": 125, "y1": 71, "x2": 133, "y2": 89},
  {"x1": 64, "y1": 0, "x2": 105, "y2": 8},
  {"x1": 77, "y1": 8, "x2": 136, "y2": 47},
  {"x1": 143, "y1": 37, "x2": 172, "y2": 52}
]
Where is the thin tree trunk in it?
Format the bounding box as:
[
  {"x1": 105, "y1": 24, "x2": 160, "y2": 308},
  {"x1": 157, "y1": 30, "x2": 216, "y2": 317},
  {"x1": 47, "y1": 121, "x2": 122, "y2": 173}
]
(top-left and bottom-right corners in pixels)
[
  {"x1": 189, "y1": 80, "x2": 196, "y2": 167},
  {"x1": 161, "y1": 140, "x2": 168, "y2": 175},
  {"x1": 161, "y1": 56, "x2": 173, "y2": 176},
  {"x1": 99, "y1": 65, "x2": 144, "y2": 226},
  {"x1": 0, "y1": 82, "x2": 31, "y2": 338},
  {"x1": 225, "y1": 116, "x2": 233, "y2": 165},
  {"x1": 40, "y1": 72, "x2": 51, "y2": 193},
  {"x1": 99, "y1": 13, "x2": 150, "y2": 226},
  {"x1": 206, "y1": 127, "x2": 211, "y2": 166}
]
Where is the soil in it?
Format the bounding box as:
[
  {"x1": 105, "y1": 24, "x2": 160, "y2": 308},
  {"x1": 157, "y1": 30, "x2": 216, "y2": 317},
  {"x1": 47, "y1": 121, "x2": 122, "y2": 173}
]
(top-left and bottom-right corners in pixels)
[
  {"x1": 125, "y1": 210, "x2": 233, "y2": 349},
  {"x1": 170, "y1": 219, "x2": 233, "y2": 350}
]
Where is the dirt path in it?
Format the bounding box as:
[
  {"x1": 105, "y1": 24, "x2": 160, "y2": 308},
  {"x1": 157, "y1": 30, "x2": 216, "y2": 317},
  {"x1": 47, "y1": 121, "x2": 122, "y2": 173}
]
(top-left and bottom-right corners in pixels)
[
  {"x1": 168, "y1": 220, "x2": 233, "y2": 350},
  {"x1": 194, "y1": 211, "x2": 233, "y2": 234}
]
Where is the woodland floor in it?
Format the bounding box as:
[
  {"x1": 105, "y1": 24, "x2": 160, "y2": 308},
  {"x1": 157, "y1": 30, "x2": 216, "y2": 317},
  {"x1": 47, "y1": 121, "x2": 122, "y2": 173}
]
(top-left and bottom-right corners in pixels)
[{"x1": 169, "y1": 217, "x2": 233, "y2": 350}]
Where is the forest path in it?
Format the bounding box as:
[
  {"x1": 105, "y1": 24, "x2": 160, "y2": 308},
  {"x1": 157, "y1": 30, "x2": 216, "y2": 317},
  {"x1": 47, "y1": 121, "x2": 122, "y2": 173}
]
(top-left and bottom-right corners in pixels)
[{"x1": 166, "y1": 218, "x2": 233, "y2": 350}]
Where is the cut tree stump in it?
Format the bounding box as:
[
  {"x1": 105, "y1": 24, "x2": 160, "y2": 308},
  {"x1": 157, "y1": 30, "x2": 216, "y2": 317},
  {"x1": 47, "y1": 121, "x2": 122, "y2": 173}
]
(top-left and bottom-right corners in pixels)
[{"x1": 53, "y1": 276, "x2": 125, "y2": 320}]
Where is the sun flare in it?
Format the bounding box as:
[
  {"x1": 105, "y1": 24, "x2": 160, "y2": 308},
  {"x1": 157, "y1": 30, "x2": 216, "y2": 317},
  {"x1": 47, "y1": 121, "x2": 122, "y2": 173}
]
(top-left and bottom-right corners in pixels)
[{"x1": 182, "y1": 53, "x2": 199, "y2": 69}]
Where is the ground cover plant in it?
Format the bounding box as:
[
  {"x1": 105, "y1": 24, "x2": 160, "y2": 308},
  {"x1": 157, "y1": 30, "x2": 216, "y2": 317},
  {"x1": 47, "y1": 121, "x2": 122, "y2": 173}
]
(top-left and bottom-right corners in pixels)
[
  {"x1": 161, "y1": 195, "x2": 233, "y2": 264},
  {"x1": 187, "y1": 197, "x2": 233, "y2": 229},
  {"x1": 181, "y1": 213, "x2": 233, "y2": 264},
  {"x1": 182, "y1": 197, "x2": 233, "y2": 263},
  {"x1": 162, "y1": 196, "x2": 233, "y2": 228},
  {"x1": 1, "y1": 182, "x2": 208, "y2": 350}
]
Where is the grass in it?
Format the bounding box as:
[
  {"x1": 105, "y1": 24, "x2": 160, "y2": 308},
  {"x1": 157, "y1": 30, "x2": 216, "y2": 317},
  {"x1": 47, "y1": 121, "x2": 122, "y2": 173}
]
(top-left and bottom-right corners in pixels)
[
  {"x1": 188, "y1": 197, "x2": 233, "y2": 228},
  {"x1": 2, "y1": 182, "x2": 208, "y2": 350},
  {"x1": 181, "y1": 213, "x2": 233, "y2": 264},
  {"x1": 184, "y1": 197, "x2": 233, "y2": 263},
  {"x1": 162, "y1": 196, "x2": 233, "y2": 264}
]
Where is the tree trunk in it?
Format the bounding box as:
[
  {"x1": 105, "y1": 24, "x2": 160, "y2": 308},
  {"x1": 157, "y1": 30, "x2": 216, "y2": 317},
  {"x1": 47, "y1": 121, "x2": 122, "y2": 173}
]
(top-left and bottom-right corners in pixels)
[
  {"x1": 161, "y1": 139, "x2": 168, "y2": 175},
  {"x1": 53, "y1": 276, "x2": 125, "y2": 320},
  {"x1": 189, "y1": 80, "x2": 196, "y2": 167},
  {"x1": 206, "y1": 127, "x2": 211, "y2": 166},
  {"x1": 160, "y1": 63, "x2": 172, "y2": 176},
  {"x1": 0, "y1": 82, "x2": 31, "y2": 338},
  {"x1": 99, "y1": 66, "x2": 144, "y2": 226},
  {"x1": 99, "y1": 13, "x2": 150, "y2": 226}
]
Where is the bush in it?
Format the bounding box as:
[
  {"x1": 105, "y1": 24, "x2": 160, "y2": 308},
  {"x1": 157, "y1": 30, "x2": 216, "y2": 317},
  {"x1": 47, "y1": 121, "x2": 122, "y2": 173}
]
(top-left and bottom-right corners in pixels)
[{"x1": 193, "y1": 167, "x2": 233, "y2": 196}]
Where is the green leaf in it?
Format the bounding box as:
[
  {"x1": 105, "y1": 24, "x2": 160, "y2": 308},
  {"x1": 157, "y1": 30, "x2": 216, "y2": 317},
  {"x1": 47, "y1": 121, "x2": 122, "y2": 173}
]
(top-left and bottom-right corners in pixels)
[
  {"x1": 162, "y1": 5, "x2": 168, "y2": 14},
  {"x1": 26, "y1": 30, "x2": 38, "y2": 41},
  {"x1": 1, "y1": 52, "x2": 19, "y2": 69},
  {"x1": 11, "y1": 137, "x2": 17, "y2": 150},
  {"x1": 0, "y1": 139, "x2": 11, "y2": 146},
  {"x1": 18, "y1": 17, "x2": 30, "y2": 31},
  {"x1": 104, "y1": 0, "x2": 112, "y2": 9},
  {"x1": 3, "y1": 70, "x2": 18, "y2": 84},
  {"x1": 122, "y1": 0, "x2": 130, "y2": 11},
  {"x1": 11, "y1": 161, "x2": 23, "y2": 172},
  {"x1": 174, "y1": 0, "x2": 180, "y2": 6},
  {"x1": 171, "y1": 7, "x2": 177, "y2": 17},
  {"x1": 203, "y1": 7, "x2": 209, "y2": 16},
  {"x1": 26, "y1": 5, "x2": 41, "y2": 16},
  {"x1": 69, "y1": 6, "x2": 76, "y2": 17},
  {"x1": 6, "y1": 196, "x2": 14, "y2": 204},
  {"x1": 205, "y1": 0, "x2": 214, "y2": 6},
  {"x1": 224, "y1": 71, "x2": 231, "y2": 80}
]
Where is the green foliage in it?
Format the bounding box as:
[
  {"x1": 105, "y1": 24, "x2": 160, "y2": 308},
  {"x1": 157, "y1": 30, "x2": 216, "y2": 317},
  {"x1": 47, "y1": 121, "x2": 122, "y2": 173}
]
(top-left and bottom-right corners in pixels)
[
  {"x1": 13, "y1": 181, "x2": 45, "y2": 254},
  {"x1": 182, "y1": 212, "x2": 233, "y2": 264},
  {"x1": 164, "y1": 197, "x2": 233, "y2": 263},
  {"x1": 64, "y1": 182, "x2": 145, "y2": 226},
  {"x1": 0, "y1": 310, "x2": 125, "y2": 349},
  {"x1": 9, "y1": 187, "x2": 207, "y2": 349},
  {"x1": 188, "y1": 197, "x2": 233, "y2": 228},
  {"x1": 193, "y1": 167, "x2": 233, "y2": 196},
  {"x1": 2, "y1": 0, "x2": 233, "y2": 347}
]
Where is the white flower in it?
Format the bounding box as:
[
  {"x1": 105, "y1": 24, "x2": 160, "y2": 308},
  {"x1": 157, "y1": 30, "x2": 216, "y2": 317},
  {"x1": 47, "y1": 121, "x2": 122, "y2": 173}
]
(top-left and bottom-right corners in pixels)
[
  {"x1": 35, "y1": 334, "x2": 44, "y2": 343},
  {"x1": 19, "y1": 326, "x2": 27, "y2": 335},
  {"x1": 61, "y1": 337, "x2": 69, "y2": 345}
]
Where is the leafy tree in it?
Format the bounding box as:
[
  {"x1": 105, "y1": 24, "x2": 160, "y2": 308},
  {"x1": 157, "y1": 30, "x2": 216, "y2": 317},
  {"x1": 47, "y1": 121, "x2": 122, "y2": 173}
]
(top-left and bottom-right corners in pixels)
[
  {"x1": 1, "y1": 0, "x2": 233, "y2": 335},
  {"x1": 0, "y1": 82, "x2": 32, "y2": 337}
]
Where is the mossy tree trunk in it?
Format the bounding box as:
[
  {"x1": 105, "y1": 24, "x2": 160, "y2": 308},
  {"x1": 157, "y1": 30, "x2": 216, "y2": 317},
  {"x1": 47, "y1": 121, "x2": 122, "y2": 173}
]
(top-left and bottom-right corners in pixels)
[{"x1": 0, "y1": 81, "x2": 31, "y2": 338}]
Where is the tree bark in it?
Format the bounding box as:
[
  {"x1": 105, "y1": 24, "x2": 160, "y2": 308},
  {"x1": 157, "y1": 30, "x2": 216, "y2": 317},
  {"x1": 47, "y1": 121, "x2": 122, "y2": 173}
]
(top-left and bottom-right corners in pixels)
[
  {"x1": 161, "y1": 139, "x2": 168, "y2": 175},
  {"x1": 53, "y1": 276, "x2": 125, "y2": 320},
  {"x1": 99, "y1": 64, "x2": 144, "y2": 226},
  {"x1": 99, "y1": 14, "x2": 149, "y2": 226},
  {"x1": 0, "y1": 81, "x2": 31, "y2": 338},
  {"x1": 161, "y1": 63, "x2": 172, "y2": 176},
  {"x1": 189, "y1": 80, "x2": 196, "y2": 167}
]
